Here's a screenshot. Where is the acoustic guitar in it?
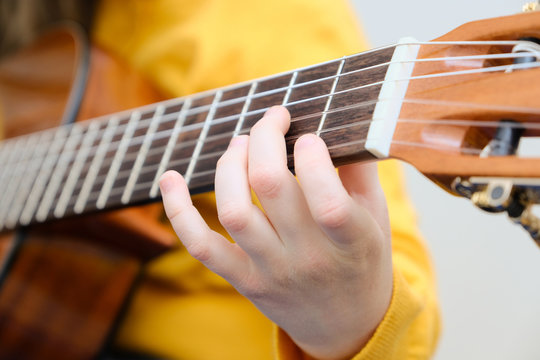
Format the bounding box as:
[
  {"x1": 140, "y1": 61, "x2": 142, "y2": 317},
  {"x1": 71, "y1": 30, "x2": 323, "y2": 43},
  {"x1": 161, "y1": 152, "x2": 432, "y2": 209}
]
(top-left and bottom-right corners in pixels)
[{"x1": 0, "y1": 11, "x2": 539, "y2": 359}]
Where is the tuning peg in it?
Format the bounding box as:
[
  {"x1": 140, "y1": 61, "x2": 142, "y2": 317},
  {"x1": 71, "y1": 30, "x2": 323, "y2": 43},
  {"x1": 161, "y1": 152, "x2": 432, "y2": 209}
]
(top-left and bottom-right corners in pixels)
[
  {"x1": 453, "y1": 176, "x2": 540, "y2": 245},
  {"x1": 523, "y1": 1, "x2": 540, "y2": 12},
  {"x1": 470, "y1": 180, "x2": 515, "y2": 213},
  {"x1": 510, "y1": 204, "x2": 540, "y2": 244}
]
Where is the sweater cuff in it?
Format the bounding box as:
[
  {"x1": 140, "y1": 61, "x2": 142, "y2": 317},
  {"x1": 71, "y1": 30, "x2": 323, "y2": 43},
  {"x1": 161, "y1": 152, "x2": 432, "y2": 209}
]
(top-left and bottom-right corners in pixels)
[{"x1": 273, "y1": 267, "x2": 423, "y2": 360}]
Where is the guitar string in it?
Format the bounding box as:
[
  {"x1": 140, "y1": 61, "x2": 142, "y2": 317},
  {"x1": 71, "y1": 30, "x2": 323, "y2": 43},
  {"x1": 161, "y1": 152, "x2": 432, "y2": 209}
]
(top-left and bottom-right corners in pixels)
[
  {"x1": 1, "y1": 42, "x2": 540, "y2": 222},
  {"x1": 1, "y1": 46, "x2": 537, "y2": 176},
  {"x1": 6, "y1": 96, "x2": 538, "y2": 196},
  {"x1": 26, "y1": 104, "x2": 540, "y2": 216},
  {"x1": 62, "y1": 112, "x2": 375, "y2": 206},
  {"x1": 90, "y1": 111, "x2": 540, "y2": 205},
  {"x1": 4, "y1": 54, "x2": 534, "y2": 201},
  {"x1": 3, "y1": 55, "x2": 540, "y2": 200},
  {"x1": 62, "y1": 109, "x2": 540, "y2": 211},
  {"x1": 4, "y1": 104, "x2": 539, "y2": 223},
  {"x1": 76, "y1": 137, "x2": 494, "y2": 207},
  {"x1": 7, "y1": 80, "x2": 540, "y2": 199},
  {"x1": 0, "y1": 39, "x2": 533, "y2": 166},
  {"x1": 394, "y1": 118, "x2": 540, "y2": 130}
]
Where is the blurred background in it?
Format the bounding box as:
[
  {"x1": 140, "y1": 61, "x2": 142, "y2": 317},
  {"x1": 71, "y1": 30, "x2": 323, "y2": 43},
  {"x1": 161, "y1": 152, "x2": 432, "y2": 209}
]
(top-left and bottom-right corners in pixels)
[{"x1": 351, "y1": 1, "x2": 540, "y2": 359}]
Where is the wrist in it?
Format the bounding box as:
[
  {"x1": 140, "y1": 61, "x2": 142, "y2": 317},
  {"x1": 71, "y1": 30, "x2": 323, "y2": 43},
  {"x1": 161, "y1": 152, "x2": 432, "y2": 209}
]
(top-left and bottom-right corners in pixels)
[{"x1": 289, "y1": 265, "x2": 394, "y2": 360}]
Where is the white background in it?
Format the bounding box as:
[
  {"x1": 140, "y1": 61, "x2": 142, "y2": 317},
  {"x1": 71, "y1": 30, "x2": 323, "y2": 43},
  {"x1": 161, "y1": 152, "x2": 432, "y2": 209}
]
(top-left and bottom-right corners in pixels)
[{"x1": 351, "y1": 1, "x2": 540, "y2": 359}]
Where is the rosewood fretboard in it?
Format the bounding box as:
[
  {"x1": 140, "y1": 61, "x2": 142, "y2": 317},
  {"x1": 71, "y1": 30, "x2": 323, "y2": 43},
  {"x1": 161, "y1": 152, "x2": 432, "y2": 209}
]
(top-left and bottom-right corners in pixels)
[{"x1": 0, "y1": 45, "x2": 395, "y2": 231}]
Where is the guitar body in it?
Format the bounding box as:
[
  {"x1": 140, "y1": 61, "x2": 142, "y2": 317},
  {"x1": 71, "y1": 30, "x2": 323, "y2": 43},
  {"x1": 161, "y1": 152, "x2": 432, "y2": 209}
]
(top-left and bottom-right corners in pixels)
[
  {"x1": 0, "y1": 10, "x2": 540, "y2": 359},
  {"x1": 0, "y1": 27, "x2": 174, "y2": 359}
]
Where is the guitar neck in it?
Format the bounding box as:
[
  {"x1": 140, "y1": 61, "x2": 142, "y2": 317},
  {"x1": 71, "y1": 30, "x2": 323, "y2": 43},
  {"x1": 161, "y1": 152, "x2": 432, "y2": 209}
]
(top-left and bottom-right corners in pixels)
[{"x1": 0, "y1": 44, "x2": 399, "y2": 231}]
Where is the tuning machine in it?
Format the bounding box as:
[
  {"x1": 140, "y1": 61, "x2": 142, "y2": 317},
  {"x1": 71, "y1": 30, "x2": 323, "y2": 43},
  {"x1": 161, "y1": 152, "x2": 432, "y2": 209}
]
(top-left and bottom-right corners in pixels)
[
  {"x1": 523, "y1": 1, "x2": 540, "y2": 12},
  {"x1": 452, "y1": 177, "x2": 540, "y2": 244}
]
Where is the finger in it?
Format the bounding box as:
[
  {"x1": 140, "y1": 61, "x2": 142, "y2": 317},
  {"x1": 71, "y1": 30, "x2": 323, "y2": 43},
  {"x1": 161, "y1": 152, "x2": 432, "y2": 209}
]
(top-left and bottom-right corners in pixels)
[
  {"x1": 338, "y1": 162, "x2": 389, "y2": 231},
  {"x1": 159, "y1": 170, "x2": 249, "y2": 281},
  {"x1": 294, "y1": 134, "x2": 384, "y2": 249},
  {"x1": 248, "y1": 106, "x2": 317, "y2": 243},
  {"x1": 215, "y1": 136, "x2": 281, "y2": 261}
]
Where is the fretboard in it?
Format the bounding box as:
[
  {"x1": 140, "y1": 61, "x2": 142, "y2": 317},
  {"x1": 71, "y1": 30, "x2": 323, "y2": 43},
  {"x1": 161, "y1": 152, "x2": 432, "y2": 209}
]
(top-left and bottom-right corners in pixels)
[{"x1": 0, "y1": 45, "x2": 396, "y2": 231}]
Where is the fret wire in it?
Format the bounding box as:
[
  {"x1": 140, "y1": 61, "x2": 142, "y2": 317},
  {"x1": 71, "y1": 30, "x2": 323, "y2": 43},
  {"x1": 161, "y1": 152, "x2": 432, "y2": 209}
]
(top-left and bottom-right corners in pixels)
[
  {"x1": 117, "y1": 42, "x2": 516, "y2": 125},
  {"x1": 72, "y1": 110, "x2": 374, "y2": 205},
  {"x1": 0, "y1": 42, "x2": 532, "y2": 179},
  {"x1": 0, "y1": 134, "x2": 42, "y2": 229},
  {"x1": 1, "y1": 133, "x2": 53, "y2": 211},
  {"x1": 74, "y1": 116, "x2": 120, "y2": 214},
  {"x1": 0, "y1": 49, "x2": 397, "y2": 178},
  {"x1": 0, "y1": 138, "x2": 24, "y2": 222},
  {"x1": 6, "y1": 94, "x2": 380, "y2": 218},
  {"x1": 19, "y1": 127, "x2": 69, "y2": 226},
  {"x1": 72, "y1": 59, "x2": 392, "y2": 166},
  {"x1": 66, "y1": 98, "x2": 379, "y2": 202},
  {"x1": 0, "y1": 139, "x2": 14, "y2": 169},
  {"x1": 2, "y1": 40, "x2": 532, "y2": 225},
  {"x1": 317, "y1": 58, "x2": 345, "y2": 137},
  {"x1": 0, "y1": 124, "x2": 86, "y2": 187},
  {"x1": 4, "y1": 41, "x2": 532, "y2": 222},
  {"x1": 89, "y1": 44, "x2": 533, "y2": 144},
  {"x1": 184, "y1": 90, "x2": 223, "y2": 185},
  {"x1": 96, "y1": 117, "x2": 499, "y2": 202},
  {"x1": 133, "y1": 46, "x2": 390, "y2": 123},
  {"x1": 0, "y1": 47, "x2": 394, "y2": 178},
  {"x1": 282, "y1": 71, "x2": 298, "y2": 105},
  {"x1": 41, "y1": 84, "x2": 540, "y2": 213},
  {"x1": 73, "y1": 52, "x2": 531, "y2": 167},
  {"x1": 4, "y1": 123, "x2": 77, "y2": 174},
  {"x1": 96, "y1": 111, "x2": 141, "y2": 209},
  {"x1": 233, "y1": 82, "x2": 258, "y2": 137},
  {"x1": 35, "y1": 124, "x2": 84, "y2": 222},
  {"x1": 0, "y1": 137, "x2": 25, "y2": 184},
  {"x1": 150, "y1": 98, "x2": 192, "y2": 198},
  {"x1": 54, "y1": 121, "x2": 100, "y2": 218},
  {"x1": 122, "y1": 105, "x2": 165, "y2": 204},
  {"x1": 69, "y1": 75, "x2": 378, "y2": 171},
  {"x1": 87, "y1": 128, "x2": 229, "y2": 197},
  {"x1": 91, "y1": 132, "x2": 373, "y2": 202}
]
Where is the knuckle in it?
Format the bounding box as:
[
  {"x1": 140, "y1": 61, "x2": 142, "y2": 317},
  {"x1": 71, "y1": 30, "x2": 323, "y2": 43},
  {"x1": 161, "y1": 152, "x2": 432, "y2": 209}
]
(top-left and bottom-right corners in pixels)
[
  {"x1": 218, "y1": 202, "x2": 251, "y2": 233},
  {"x1": 235, "y1": 273, "x2": 268, "y2": 301},
  {"x1": 216, "y1": 144, "x2": 237, "y2": 168},
  {"x1": 166, "y1": 203, "x2": 189, "y2": 222},
  {"x1": 249, "y1": 166, "x2": 285, "y2": 199},
  {"x1": 313, "y1": 197, "x2": 352, "y2": 229},
  {"x1": 295, "y1": 250, "x2": 334, "y2": 281},
  {"x1": 185, "y1": 241, "x2": 212, "y2": 263},
  {"x1": 216, "y1": 152, "x2": 228, "y2": 168},
  {"x1": 250, "y1": 118, "x2": 266, "y2": 133}
]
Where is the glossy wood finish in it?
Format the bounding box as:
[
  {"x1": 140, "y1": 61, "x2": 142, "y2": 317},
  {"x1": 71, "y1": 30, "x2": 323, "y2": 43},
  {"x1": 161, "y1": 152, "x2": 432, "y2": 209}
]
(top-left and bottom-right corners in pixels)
[
  {"x1": 0, "y1": 30, "x2": 76, "y2": 138},
  {"x1": 0, "y1": 44, "x2": 395, "y2": 231},
  {"x1": 0, "y1": 28, "x2": 174, "y2": 359},
  {"x1": 0, "y1": 234, "x2": 139, "y2": 360},
  {"x1": 391, "y1": 11, "x2": 540, "y2": 189}
]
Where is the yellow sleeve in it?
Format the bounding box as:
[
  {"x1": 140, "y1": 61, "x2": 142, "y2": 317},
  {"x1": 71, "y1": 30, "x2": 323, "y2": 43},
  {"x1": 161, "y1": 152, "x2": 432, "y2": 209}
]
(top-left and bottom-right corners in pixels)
[
  {"x1": 275, "y1": 161, "x2": 441, "y2": 360},
  {"x1": 93, "y1": 0, "x2": 440, "y2": 359}
]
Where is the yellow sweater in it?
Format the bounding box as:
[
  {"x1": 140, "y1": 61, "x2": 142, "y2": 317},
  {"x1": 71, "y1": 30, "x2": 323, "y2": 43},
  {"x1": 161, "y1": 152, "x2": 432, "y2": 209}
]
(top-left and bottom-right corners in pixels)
[{"x1": 93, "y1": 1, "x2": 440, "y2": 359}]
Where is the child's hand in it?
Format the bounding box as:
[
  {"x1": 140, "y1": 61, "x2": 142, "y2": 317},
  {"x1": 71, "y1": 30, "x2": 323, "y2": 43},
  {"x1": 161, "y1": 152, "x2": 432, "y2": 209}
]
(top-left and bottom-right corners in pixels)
[{"x1": 159, "y1": 106, "x2": 393, "y2": 360}]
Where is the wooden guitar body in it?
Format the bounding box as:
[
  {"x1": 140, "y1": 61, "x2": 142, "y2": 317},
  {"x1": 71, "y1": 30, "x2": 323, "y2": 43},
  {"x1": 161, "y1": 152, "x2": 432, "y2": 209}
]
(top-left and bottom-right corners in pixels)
[
  {"x1": 0, "y1": 27, "x2": 174, "y2": 359},
  {"x1": 1, "y1": 10, "x2": 540, "y2": 358}
]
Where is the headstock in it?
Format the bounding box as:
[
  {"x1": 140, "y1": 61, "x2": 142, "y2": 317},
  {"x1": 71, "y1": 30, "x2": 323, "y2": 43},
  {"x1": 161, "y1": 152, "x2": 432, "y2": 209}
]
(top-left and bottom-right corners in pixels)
[{"x1": 389, "y1": 11, "x2": 540, "y2": 241}]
